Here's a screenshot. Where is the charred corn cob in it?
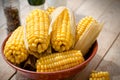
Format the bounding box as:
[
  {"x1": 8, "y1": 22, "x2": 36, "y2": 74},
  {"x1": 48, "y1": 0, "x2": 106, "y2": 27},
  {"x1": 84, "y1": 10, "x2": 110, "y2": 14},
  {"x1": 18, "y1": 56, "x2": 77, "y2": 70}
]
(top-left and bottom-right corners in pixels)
[
  {"x1": 50, "y1": 7, "x2": 76, "y2": 52},
  {"x1": 89, "y1": 71, "x2": 110, "y2": 80},
  {"x1": 46, "y1": 7, "x2": 55, "y2": 15},
  {"x1": 4, "y1": 26, "x2": 28, "y2": 64},
  {"x1": 36, "y1": 50, "x2": 84, "y2": 72},
  {"x1": 25, "y1": 9, "x2": 50, "y2": 58},
  {"x1": 74, "y1": 16, "x2": 103, "y2": 56}
]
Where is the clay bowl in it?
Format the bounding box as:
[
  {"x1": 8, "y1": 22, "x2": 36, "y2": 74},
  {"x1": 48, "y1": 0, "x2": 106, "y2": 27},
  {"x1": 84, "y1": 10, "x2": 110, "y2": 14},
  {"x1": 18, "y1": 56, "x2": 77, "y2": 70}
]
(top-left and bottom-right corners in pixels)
[{"x1": 1, "y1": 33, "x2": 98, "y2": 80}]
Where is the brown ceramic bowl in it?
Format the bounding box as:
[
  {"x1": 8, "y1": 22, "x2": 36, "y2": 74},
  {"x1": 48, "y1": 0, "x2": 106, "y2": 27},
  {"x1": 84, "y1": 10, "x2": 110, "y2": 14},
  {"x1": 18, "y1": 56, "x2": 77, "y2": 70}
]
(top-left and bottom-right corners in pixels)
[{"x1": 1, "y1": 33, "x2": 98, "y2": 80}]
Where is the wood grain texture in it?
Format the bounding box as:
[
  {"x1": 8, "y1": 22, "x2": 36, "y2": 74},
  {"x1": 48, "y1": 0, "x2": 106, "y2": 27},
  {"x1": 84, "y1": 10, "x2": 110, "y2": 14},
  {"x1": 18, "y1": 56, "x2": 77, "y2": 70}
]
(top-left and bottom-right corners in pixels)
[
  {"x1": 0, "y1": 54, "x2": 16, "y2": 80},
  {"x1": 11, "y1": 72, "x2": 32, "y2": 80},
  {"x1": 96, "y1": 33, "x2": 120, "y2": 80},
  {"x1": 67, "y1": 0, "x2": 88, "y2": 11},
  {"x1": 0, "y1": 26, "x2": 16, "y2": 80},
  {"x1": 74, "y1": 0, "x2": 113, "y2": 25},
  {"x1": 73, "y1": 0, "x2": 120, "y2": 80},
  {"x1": 0, "y1": 0, "x2": 6, "y2": 28},
  {"x1": 0, "y1": 27, "x2": 7, "y2": 53},
  {"x1": 75, "y1": 0, "x2": 113, "y2": 21}
]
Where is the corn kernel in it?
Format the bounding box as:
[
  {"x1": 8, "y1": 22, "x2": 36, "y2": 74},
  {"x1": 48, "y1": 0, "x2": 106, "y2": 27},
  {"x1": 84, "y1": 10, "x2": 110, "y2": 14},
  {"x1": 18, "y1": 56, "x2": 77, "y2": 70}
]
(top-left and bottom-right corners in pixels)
[{"x1": 36, "y1": 50, "x2": 84, "y2": 72}]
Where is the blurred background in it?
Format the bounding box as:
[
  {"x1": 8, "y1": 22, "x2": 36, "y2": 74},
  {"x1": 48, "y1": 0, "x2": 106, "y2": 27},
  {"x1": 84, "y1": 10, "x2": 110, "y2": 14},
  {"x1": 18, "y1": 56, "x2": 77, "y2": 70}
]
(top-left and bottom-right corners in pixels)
[{"x1": 0, "y1": 0, "x2": 6, "y2": 27}]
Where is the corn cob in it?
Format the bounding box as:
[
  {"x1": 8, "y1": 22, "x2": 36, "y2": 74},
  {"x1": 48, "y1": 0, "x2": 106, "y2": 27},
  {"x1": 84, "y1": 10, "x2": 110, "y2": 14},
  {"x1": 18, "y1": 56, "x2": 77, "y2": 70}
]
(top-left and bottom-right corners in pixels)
[
  {"x1": 46, "y1": 6, "x2": 55, "y2": 15},
  {"x1": 36, "y1": 50, "x2": 84, "y2": 72},
  {"x1": 25, "y1": 9, "x2": 50, "y2": 58},
  {"x1": 50, "y1": 7, "x2": 76, "y2": 52},
  {"x1": 76, "y1": 16, "x2": 97, "y2": 41},
  {"x1": 74, "y1": 16, "x2": 103, "y2": 56},
  {"x1": 4, "y1": 26, "x2": 28, "y2": 64},
  {"x1": 89, "y1": 71, "x2": 110, "y2": 80}
]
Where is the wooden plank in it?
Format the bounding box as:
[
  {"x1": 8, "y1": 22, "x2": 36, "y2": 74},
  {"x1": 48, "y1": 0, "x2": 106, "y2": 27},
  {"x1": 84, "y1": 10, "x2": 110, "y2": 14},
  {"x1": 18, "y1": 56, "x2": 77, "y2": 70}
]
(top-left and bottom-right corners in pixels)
[
  {"x1": 75, "y1": 0, "x2": 113, "y2": 23},
  {"x1": 0, "y1": 25, "x2": 16, "y2": 80},
  {"x1": 0, "y1": 26, "x2": 7, "y2": 53},
  {"x1": 73, "y1": 0, "x2": 120, "y2": 80},
  {"x1": 0, "y1": 54, "x2": 16, "y2": 80},
  {"x1": 0, "y1": 0, "x2": 6, "y2": 28},
  {"x1": 96, "y1": 33, "x2": 120, "y2": 80},
  {"x1": 67, "y1": 0, "x2": 88, "y2": 11},
  {"x1": 11, "y1": 72, "x2": 32, "y2": 80}
]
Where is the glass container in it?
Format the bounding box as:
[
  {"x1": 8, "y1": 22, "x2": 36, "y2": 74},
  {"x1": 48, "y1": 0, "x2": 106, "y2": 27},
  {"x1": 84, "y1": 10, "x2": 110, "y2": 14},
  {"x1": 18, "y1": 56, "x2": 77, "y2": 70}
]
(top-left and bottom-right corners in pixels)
[
  {"x1": 2, "y1": 0, "x2": 21, "y2": 34},
  {"x1": 28, "y1": 0, "x2": 45, "y2": 10}
]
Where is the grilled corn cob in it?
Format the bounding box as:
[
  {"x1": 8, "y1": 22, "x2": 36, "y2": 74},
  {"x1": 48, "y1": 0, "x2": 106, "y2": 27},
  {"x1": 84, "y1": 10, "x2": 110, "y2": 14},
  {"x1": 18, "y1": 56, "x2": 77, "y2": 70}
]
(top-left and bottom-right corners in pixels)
[
  {"x1": 74, "y1": 16, "x2": 103, "y2": 56},
  {"x1": 36, "y1": 50, "x2": 84, "y2": 72},
  {"x1": 50, "y1": 7, "x2": 76, "y2": 52},
  {"x1": 89, "y1": 71, "x2": 110, "y2": 80},
  {"x1": 25, "y1": 9, "x2": 50, "y2": 58},
  {"x1": 4, "y1": 26, "x2": 28, "y2": 64},
  {"x1": 46, "y1": 6, "x2": 55, "y2": 15}
]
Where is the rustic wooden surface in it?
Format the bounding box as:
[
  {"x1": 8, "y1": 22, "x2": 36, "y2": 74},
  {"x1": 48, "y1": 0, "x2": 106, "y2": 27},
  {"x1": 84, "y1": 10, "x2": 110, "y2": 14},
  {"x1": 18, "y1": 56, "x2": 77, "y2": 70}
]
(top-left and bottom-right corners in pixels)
[{"x1": 0, "y1": 0, "x2": 120, "y2": 80}]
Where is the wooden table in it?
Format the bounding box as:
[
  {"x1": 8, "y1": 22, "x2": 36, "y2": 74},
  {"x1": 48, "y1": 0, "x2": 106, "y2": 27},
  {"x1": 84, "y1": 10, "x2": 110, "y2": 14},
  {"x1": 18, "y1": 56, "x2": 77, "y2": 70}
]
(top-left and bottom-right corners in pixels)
[{"x1": 0, "y1": 0, "x2": 120, "y2": 80}]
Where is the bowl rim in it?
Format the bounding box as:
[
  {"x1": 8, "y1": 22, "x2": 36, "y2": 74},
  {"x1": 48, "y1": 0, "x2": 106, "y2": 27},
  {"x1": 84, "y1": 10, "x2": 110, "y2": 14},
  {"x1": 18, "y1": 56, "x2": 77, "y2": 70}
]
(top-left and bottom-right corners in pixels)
[{"x1": 1, "y1": 33, "x2": 98, "y2": 75}]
